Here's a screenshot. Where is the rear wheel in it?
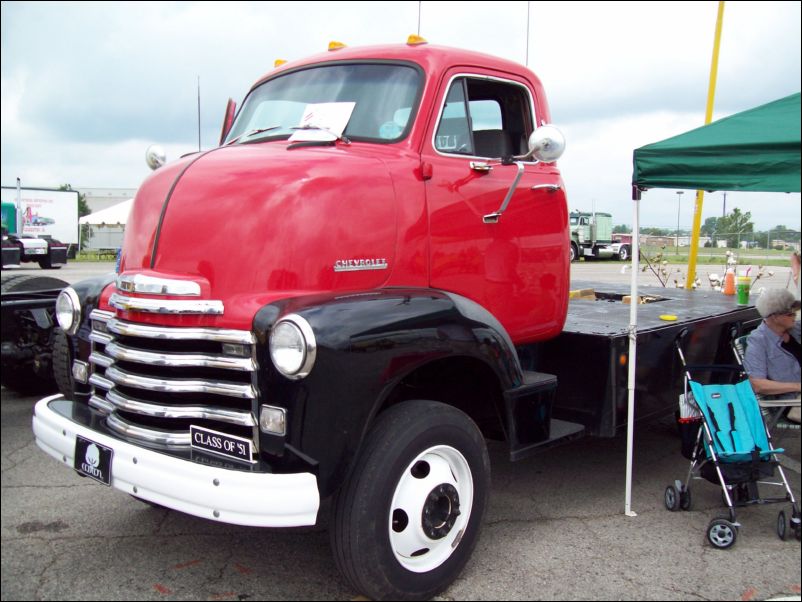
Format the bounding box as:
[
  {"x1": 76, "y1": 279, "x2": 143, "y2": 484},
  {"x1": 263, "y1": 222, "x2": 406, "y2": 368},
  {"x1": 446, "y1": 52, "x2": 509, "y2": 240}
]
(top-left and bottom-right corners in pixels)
[
  {"x1": 680, "y1": 487, "x2": 692, "y2": 511},
  {"x1": 331, "y1": 400, "x2": 490, "y2": 601},
  {"x1": 37, "y1": 256, "x2": 62, "y2": 269},
  {"x1": 664, "y1": 485, "x2": 680, "y2": 511},
  {"x1": 618, "y1": 245, "x2": 630, "y2": 261},
  {"x1": 777, "y1": 510, "x2": 788, "y2": 541},
  {"x1": 707, "y1": 518, "x2": 738, "y2": 549}
]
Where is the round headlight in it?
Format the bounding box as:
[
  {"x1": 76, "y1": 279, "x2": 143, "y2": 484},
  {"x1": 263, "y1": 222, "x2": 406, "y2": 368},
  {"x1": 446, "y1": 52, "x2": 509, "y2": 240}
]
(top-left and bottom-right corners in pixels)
[
  {"x1": 269, "y1": 315, "x2": 316, "y2": 379},
  {"x1": 55, "y1": 287, "x2": 81, "y2": 335}
]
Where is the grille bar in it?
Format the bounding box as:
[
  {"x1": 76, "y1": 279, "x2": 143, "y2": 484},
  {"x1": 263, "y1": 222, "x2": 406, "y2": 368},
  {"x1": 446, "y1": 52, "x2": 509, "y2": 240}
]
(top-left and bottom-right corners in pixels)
[
  {"x1": 104, "y1": 340, "x2": 256, "y2": 371},
  {"x1": 88, "y1": 310, "x2": 259, "y2": 455},
  {"x1": 106, "y1": 317, "x2": 254, "y2": 344},
  {"x1": 105, "y1": 388, "x2": 256, "y2": 427},
  {"x1": 105, "y1": 364, "x2": 257, "y2": 399}
]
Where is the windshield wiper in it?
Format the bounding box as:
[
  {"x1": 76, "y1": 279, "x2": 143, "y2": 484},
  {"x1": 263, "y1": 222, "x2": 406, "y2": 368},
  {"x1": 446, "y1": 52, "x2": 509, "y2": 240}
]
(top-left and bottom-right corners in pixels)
[{"x1": 225, "y1": 126, "x2": 282, "y2": 146}]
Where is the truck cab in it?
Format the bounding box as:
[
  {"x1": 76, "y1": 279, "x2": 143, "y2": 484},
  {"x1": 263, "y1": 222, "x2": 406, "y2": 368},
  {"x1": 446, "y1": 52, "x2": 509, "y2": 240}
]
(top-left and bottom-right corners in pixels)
[
  {"x1": 33, "y1": 40, "x2": 571, "y2": 601},
  {"x1": 569, "y1": 210, "x2": 619, "y2": 261}
]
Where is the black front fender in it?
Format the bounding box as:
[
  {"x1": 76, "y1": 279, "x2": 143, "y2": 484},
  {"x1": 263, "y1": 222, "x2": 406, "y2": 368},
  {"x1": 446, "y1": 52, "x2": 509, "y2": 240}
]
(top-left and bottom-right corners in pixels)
[{"x1": 253, "y1": 288, "x2": 522, "y2": 497}]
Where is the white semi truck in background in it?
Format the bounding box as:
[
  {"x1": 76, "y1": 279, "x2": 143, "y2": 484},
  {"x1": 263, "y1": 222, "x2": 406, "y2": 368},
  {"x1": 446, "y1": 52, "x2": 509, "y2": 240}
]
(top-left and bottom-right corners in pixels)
[
  {"x1": 1, "y1": 183, "x2": 78, "y2": 269},
  {"x1": 2, "y1": 181, "x2": 76, "y2": 393},
  {"x1": 569, "y1": 210, "x2": 631, "y2": 262}
]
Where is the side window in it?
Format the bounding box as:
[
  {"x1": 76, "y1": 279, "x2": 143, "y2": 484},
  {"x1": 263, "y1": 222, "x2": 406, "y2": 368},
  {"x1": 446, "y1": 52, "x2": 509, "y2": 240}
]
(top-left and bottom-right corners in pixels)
[
  {"x1": 435, "y1": 76, "x2": 534, "y2": 159},
  {"x1": 435, "y1": 81, "x2": 473, "y2": 155}
]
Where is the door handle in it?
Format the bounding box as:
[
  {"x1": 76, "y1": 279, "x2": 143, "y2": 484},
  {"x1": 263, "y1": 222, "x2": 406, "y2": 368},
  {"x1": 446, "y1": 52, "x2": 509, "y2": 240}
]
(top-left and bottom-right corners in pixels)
[{"x1": 470, "y1": 162, "x2": 493, "y2": 173}]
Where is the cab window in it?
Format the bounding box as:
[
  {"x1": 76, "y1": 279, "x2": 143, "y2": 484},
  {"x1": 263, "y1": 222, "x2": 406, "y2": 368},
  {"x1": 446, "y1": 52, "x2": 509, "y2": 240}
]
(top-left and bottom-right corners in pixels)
[{"x1": 434, "y1": 76, "x2": 534, "y2": 158}]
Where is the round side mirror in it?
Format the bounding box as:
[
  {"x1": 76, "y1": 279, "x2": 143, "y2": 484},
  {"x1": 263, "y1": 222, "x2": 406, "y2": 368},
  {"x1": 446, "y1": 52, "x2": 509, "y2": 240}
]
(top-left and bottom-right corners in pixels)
[
  {"x1": 528, "y1": 125, "x2": 565, "y2": 163},
  {"x1": 145, "y1": 145, "x2": 167, "y2": 170}
]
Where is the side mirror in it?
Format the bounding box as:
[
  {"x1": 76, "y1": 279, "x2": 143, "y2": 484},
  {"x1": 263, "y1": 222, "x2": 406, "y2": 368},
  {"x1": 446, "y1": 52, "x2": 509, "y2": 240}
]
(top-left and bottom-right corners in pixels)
[
  {"x1": 528, "y1": 125, "x2": 566, "y2": 163},
  {"x1": 145, "y1": 145, "x2": 167, "y2": 171},
  {"x1": 219, "y1": 98, "x2": 237, "y2": 146}
]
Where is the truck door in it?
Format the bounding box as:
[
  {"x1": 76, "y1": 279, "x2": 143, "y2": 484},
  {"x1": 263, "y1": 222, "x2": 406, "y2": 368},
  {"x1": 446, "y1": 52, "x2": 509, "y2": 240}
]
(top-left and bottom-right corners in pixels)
[{"x1": 422, "y1": 72, "x2": 568, "y2": 343}]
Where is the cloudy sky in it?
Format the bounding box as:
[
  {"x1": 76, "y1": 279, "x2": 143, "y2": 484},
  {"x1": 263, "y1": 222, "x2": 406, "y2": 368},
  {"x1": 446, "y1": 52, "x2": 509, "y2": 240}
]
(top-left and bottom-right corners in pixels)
[{"x1": 2, "y1": 1, "x2": 800, "y2": 231}]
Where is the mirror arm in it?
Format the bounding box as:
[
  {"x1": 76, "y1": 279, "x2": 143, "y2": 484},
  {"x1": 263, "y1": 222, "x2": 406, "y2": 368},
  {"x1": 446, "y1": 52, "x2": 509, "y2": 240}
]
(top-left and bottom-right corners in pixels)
[{"x1": 483, "y1": 161, "x2": 526, "y2": 224}]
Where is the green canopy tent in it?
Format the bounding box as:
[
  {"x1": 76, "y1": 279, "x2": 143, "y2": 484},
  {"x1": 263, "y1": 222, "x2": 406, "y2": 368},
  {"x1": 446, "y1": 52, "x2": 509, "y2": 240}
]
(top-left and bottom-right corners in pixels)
[
  {"x1": 622, "y1": 92, "x2": 801, "y2": 516},
  {"x1": 634, "y1": 92, "x2": 801, "y2": 192}
]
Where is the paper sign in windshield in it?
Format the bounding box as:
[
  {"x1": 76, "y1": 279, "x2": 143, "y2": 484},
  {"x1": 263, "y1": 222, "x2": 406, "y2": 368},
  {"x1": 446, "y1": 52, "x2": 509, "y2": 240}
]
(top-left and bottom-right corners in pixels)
[{"x1": 289, "y1": 102, "x2": 355, "y2": 142}]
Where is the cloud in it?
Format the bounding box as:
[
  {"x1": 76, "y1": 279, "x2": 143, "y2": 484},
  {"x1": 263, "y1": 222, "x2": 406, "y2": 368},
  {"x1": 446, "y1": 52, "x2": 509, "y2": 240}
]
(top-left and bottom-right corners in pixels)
[{"x1": 1, "y1": 1, "x2": 800, "y2": 230}]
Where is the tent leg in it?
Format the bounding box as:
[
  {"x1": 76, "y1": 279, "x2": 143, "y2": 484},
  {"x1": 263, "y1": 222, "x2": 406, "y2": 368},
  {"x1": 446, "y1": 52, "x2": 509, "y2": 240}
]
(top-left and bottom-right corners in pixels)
[{"x1": 625, "y1": 192, "x2": 640, "y2": 517}]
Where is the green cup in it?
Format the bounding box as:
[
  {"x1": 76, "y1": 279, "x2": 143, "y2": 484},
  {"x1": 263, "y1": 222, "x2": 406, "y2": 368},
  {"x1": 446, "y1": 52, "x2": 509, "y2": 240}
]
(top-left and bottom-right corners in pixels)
[{"x1": 736, "y1": 276, "x2": 751, "y2": 305}]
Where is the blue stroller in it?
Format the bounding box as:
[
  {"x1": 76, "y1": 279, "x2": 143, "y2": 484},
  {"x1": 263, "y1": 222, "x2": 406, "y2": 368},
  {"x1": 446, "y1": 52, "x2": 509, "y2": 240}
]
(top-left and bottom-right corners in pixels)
[{"x1": 665, "y1": 340, "x2": 800, "y2": 548}]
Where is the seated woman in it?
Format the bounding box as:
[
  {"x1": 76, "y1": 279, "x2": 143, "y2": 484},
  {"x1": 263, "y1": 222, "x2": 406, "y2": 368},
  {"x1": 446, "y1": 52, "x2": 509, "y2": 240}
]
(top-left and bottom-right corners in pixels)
[{"x1": 743, "y1": 288, "x2": 801, "y2": 422}]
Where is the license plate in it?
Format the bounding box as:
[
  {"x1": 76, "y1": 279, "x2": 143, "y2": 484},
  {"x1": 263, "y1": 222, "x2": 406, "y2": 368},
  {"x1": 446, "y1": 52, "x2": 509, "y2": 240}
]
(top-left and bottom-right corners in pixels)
[
  {"x1": 190, "y1": 426, "x2": 254, "y2": 463},
  {"x1": 25, "y1": 248, "x2": 47, "y2": 255},
  {"x1": 74, "y1": 436, "x2": 113, "y2": 486}
]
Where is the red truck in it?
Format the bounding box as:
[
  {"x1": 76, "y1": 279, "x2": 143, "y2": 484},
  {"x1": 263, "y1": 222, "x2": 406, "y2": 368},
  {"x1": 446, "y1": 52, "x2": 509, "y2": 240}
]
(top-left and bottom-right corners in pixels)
[{"x1": 32, "y1": 40, "x2": 759, "y2": 600}]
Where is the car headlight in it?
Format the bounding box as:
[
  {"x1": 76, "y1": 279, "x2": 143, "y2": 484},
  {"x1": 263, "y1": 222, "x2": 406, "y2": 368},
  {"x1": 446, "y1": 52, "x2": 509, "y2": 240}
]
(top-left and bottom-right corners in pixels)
[
  {"x1": 55, "y1": 287, "x2": 81, "y2": 335},
  {"x1": 269, "y1": 314, "x2": 316, "y2": 379}
]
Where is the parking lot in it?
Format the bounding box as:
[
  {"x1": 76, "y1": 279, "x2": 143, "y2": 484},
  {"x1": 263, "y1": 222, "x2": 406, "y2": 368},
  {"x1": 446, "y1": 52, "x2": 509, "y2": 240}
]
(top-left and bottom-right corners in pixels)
[{"x1": 2, "y1": 261, "x2": 800, "y2": 600}]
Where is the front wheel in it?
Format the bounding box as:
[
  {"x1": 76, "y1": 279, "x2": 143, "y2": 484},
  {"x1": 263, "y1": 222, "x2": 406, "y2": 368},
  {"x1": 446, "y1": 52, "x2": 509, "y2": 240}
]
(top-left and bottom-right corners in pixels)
[
  {"x1": 331, "y1": 400, "x2": 490, "y2": 601},
  {"x1": 618, "y1": 245, "x2": 630, "y2": 261},
  {"x1": 570, "y1": 243, "x2": 579, "y2": 263}
]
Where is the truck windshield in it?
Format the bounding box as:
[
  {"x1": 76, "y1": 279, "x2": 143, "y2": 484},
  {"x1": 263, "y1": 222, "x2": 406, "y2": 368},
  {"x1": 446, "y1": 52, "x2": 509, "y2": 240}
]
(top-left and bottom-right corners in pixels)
[{"x1": 226, "y1": 63, "x2": 422, "y2": 145}]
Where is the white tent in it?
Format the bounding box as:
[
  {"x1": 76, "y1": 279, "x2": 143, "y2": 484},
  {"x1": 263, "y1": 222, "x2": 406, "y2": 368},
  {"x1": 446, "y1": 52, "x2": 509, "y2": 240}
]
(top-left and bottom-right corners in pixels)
[
  {"x1": 79, "y1": 198, "x2": 134, "y2": 226},
  {"x1": 79, "y1": 198, "x2": 133, "y2": 251}
]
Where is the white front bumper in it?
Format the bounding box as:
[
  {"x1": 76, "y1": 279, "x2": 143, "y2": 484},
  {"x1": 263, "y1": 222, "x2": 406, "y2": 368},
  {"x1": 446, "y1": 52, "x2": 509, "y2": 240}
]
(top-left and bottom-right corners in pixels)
[{"x1": 32, "y1": 395, "x2": 320, "y2": 527}]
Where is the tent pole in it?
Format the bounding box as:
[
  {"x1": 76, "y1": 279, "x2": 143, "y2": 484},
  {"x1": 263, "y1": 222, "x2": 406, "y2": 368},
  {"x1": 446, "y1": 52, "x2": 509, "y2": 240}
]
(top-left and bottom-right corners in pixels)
[
  {"x1": 625, "y1": 186, "x2": 641, "y2": 517},
  {"x1": 687, "y1": 1, "x2": 725, "y2": 289}
]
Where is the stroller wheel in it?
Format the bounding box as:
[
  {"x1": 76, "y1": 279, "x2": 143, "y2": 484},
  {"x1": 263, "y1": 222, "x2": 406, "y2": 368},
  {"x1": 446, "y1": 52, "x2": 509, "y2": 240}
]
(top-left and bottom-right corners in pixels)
[
  {"x1": 664, "y1": 485, "x2": 680, "y2": 511},
  {"x1": 707, "y1": 519, "x2": 738, "y2": 549},
  {"x1": 680, "y1": 487, "x2": 692, "y2": 511},
  {"x1": 777, "y1": 510, "x2": 788, "y2": 541}
]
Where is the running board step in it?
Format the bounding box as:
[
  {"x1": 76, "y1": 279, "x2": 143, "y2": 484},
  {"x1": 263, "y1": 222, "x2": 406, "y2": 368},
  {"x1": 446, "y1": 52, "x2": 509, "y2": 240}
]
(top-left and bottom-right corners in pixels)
[
  {"x1": 505, "y1": 370, "x2": 585, "y2": 462},
  {"x1": 509, "y1": 419, "x2": 586, "y2": 461}
]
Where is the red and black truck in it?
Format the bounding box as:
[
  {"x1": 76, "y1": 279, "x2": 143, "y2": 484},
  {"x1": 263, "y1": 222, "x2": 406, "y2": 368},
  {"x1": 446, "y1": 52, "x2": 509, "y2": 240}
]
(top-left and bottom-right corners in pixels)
[{"x1": 32, "y1": 40, "x2": 758, "y2": 600}]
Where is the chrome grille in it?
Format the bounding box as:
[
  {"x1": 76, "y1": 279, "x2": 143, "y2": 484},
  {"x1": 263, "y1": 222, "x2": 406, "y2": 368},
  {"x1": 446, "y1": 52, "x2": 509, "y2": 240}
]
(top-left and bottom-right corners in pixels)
[{"x1": 88, "y1": 310, "x2": 259, "y2": 455}]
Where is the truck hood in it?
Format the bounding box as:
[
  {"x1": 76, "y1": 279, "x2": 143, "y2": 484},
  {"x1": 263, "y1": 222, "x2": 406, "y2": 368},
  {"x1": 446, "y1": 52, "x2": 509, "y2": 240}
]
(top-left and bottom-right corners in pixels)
[{"x1": 119, "y1": 143, "x2": 397, "y2": 325}]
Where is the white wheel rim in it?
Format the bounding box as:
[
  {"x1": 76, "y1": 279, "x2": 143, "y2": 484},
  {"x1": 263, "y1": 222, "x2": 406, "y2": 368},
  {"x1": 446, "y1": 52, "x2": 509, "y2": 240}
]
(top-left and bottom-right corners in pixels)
[
  {"x1": 388, "y1": 445, "x2": 473, "y2": 573},
  {"x1": 710, "y1": 523, "x2": 734, "y2": 547}
]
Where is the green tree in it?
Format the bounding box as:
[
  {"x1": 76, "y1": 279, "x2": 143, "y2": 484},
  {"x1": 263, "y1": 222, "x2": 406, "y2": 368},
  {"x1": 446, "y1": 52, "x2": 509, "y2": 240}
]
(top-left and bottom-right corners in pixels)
[
  {"x1": 716, "y1": 208, "x2": 753, "y2": 248},
  {"x1": 700, "y1": 216, "x2": 718, "y2": 239},
  {"x1": 770, "y1": 224, "x2": 801, "y2": 243},
  {"x1": 641, "y1": 227, "x2": 670, "y2": 236},
  {"x1": 613, "y1": 224, "x2": 630, "y2": 234}
]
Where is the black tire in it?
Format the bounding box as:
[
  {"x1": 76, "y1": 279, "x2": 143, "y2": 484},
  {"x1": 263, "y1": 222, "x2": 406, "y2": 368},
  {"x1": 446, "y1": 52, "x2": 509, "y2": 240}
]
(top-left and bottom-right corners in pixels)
[
  {"x1": 619, "y1": 245, "x2": 630, "y2": 261},
  {"x1": 1, "y1": 273, "x2": 68, "y2": 294},
  {"x1": 570, "y1": 242, "x2": 579, "y2": 263},
  {"x1": 664, "y1": 485, "x2": 680, "y2": 511},
  {"x1": 37, "y1": 256, "x2": 62, "y2": 269},
  {"x1": 1, "y1": 274, "x2": 68, "y2": 394},
  {"x1": 331, "y1": 400, "x2": 490, "y2": 601},
  {"x1": 680, "y1": 487, "x2": 692, "y2": 511},
  {"x1": 707, "y1": 518, "x2": 738, "y2": 549},
  {"x1": 53, "y1": 330, "x2": 74, "y2": 399},
  {"x1": 777, "y1": 510, "x2": 788, "y2": 541}
]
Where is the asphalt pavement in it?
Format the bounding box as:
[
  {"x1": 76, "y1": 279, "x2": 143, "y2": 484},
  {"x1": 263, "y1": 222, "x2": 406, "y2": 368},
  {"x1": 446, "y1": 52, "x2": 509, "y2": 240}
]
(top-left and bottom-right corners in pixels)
[{"x1": 1, "y1": 261, "x2": 800, "y2": 600}]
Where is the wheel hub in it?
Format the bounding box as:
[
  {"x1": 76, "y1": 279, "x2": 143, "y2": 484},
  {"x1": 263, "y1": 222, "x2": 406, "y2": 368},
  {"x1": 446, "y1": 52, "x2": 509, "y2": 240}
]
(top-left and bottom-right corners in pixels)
[{"x1": 421, "y1": 483, "x2": 460, "y2": 539}]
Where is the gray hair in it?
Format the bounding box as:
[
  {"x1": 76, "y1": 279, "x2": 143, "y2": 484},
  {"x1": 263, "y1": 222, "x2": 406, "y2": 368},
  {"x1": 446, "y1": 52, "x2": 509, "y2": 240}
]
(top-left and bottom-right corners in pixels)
[{"x1": 756, "y1": 288, "x2": 801, "y2": 318}]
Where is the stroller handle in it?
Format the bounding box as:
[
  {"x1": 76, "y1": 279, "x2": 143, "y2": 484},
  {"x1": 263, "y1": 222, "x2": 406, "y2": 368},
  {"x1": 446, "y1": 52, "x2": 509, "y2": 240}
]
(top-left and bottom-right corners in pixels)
[{"x1": 683, "y1": 364, "x2": 747, "y2": 383}]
